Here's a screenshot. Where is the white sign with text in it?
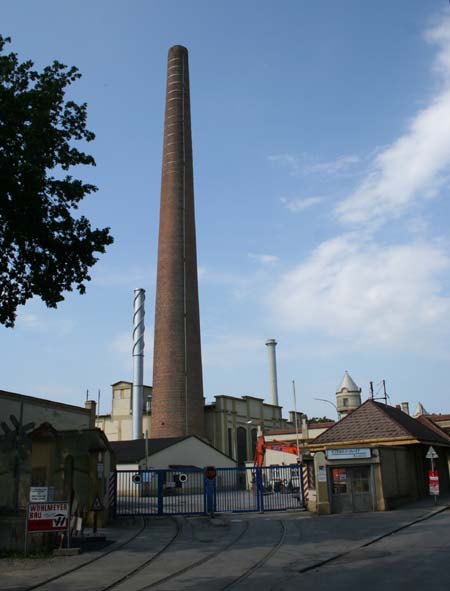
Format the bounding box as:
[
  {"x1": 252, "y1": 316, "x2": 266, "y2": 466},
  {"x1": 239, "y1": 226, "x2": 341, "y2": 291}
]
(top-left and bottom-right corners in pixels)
[{"x1": 326, "y1": 448, "x2": 371, "y2": 460}]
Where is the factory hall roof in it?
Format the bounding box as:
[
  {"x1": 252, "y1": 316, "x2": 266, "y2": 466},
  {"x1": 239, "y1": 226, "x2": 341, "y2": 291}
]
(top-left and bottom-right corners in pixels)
[
  {"x1": 311, "y1": 400, "x2": 450, "y2": 447},
  {"x1": 111, "y1": 436, "x2": 187, "y2": 463}
]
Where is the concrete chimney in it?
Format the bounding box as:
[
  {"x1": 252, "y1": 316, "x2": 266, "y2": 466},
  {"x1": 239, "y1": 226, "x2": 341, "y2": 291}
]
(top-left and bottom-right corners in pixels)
[
  {"x1": 265, "y1": 339, "x2": 279, "y2": 406},
  {"x1": 132, "y1": 288, "x2": 145, "y2": 440},
  {"x1": 85, "y1": 400, "x2": 96, "y2": 428},
  {"x1": 301, "y1": 415, "x2": 308, "y2": 440},
  {"x1": 401, "y1": 402, "x2": 410, "y2": 415}
]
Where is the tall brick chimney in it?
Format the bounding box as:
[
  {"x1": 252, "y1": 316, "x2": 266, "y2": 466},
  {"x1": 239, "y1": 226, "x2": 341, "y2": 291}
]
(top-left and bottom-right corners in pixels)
[{"x1": 151, "y1": 46, "x2": 205, "y2": 438}]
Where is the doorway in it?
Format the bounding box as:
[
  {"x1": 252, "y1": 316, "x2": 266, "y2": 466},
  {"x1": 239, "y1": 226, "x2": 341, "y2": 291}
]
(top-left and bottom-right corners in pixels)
[{"x1": 330, "y1": 465, "x2": 372, "y2": 513}]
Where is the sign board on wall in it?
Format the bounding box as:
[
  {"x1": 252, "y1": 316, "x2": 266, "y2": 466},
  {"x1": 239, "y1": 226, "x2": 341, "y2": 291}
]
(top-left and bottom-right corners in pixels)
[
  {"x1": 27, "y1": 502, "x2": 69, "y2": 532},
  {"x1": 29, "y1": 487, "x2": 55, "y2": 502},
  {"x1": 318, "y1": 466, "x2": 327, "y2": 482},
  {"x1": 326, "y1": 448, "x2": 371, "y2": 460}
]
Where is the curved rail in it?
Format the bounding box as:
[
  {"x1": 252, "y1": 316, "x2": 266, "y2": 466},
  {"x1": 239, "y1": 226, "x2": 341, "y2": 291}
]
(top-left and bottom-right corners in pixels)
[
  {"x1": 23, "y1": 518, "x2": 148, "y2": 591},
  {"x1": 101, "y1": 517, "x2": 183, "y2": 590},
  {"x1": 220, "y1": 519, "x2": 287, "y2": 590},
  {"x1": 136, "y1": 518, "x2": 251, "y2": 591}
]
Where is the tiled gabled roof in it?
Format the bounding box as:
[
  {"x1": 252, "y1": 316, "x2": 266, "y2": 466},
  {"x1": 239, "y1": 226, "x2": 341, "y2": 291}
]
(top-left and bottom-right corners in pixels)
[
  {"x1": 312, "y1": 400, "x2": 450, "y2": 446},
  {"x1": 428, "y1": 413, "x2": 450, "y2": 421}
]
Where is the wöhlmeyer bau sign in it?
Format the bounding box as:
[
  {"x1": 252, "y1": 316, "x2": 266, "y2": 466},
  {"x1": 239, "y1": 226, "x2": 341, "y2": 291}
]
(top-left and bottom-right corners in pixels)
[
  {"x1": 27, "y1": 502, "x2": 69, "y2": 532},
  {"x1": 326, "y1": 448, "x2": 371, "y2": 460}
]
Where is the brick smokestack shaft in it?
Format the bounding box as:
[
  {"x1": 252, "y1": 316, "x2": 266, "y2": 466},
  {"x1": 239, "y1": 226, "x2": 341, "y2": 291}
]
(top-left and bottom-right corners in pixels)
[{"x1": 151, "y1": 46, "x2": 205, "y2": 438}]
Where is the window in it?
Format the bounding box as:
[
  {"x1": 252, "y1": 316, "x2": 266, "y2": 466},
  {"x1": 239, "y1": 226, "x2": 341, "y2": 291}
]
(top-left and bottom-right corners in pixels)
[
  {"x1": 352, "y1": 466, "x2": 370, "y2": 493},
  {"x1": 343, "y1": 398, "x2": 349, "y2": 407},
  {"x1": 228, "y1": 428, "x2": 233, "y2": 458},
  {"x1": 251, "y1": 428, "x2": 258, "y2": 458},
  {"x1": 63, "y1": 455, "x2": 74, "y2": 500},
  {"x1": 237, "y1": 427, "x2": 247, "y2": 465},
  {"x1": 31, "y1": 466, "x2": 47, "y2": 487},
  {"x1": 331, "y1": 468, "x2": 348, "y2": 494}
]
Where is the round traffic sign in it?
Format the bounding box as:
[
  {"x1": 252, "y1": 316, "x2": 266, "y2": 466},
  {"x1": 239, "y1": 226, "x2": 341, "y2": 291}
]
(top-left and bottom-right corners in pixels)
[{"x1": 205, "y1": 466, "x2": 217, "y2": 480}]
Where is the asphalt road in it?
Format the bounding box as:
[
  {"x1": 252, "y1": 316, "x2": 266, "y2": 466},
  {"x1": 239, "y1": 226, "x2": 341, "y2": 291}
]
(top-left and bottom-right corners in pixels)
[{"x1": 275, "y1": 510, "x2": 450, "y2": 591}]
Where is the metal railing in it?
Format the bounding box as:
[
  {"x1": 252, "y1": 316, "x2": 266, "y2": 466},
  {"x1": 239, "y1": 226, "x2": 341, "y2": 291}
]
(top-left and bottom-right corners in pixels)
[{"x1": 114, "y1": 465, "x2": 305, "y2": 516}]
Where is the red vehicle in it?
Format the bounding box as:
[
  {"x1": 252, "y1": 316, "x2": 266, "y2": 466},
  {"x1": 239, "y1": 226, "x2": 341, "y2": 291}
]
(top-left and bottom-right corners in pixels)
[{"x1": 253, "y1": 435, "x2": 299, "y2": 467}]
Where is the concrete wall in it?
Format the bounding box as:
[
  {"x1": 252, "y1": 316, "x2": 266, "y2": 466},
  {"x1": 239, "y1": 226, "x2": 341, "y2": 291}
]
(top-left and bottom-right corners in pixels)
[
  {"x1": 379, "y1": 447, "x2": 419, "y2": 507},
  {"x1": 0, "y1": 390, "x2": 92, "y2": 432}
]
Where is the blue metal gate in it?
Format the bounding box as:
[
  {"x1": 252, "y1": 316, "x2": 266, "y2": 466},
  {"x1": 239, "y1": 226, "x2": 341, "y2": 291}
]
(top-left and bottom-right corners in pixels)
[{"x1": 113, "y1": 465, "x2": 305, "y2": 516}]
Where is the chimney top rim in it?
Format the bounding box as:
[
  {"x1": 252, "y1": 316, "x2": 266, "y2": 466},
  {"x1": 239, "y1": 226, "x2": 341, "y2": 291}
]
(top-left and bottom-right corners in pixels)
[{"x1": 169, "y1": 45, "x2": 188, "y2": 55}]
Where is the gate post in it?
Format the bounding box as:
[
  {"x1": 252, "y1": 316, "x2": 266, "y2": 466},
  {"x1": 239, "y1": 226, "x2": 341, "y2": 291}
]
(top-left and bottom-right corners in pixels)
[
  {"x1": 157, "y1": 471, "x2": 164, "y2": 515},
  {"x1": 256, "y1": 467, "x2": 264, "y2": 513},
  {"x1": 299, "y1": 464, "x2": 306, "y2": 510},
  {"x1": 109, "y1": 471, "x2": 117, "y2": 518},
  {"x1": 203, "y1": 475, "x2": 208, "y2": 515},
  {"x1": 204, "y1": 475, "x2": 215, "y2": 517}
]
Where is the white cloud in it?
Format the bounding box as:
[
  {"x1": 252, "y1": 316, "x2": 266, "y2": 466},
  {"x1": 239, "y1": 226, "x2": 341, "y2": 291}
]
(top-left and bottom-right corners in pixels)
[
  {"x1": 109, "y1": 332, "x2": 132, "y2": 355},
  {"x1": 248, "y1": 253, "x2": 280, "y2": 265},
  {"x1": 281, "y1": 196, "x2": 322, "y2": 213},
  {"x1": 267, "y1": 153, "x2": 301, "y2": 175},
  {"x1": 109, "y1": 328, "x2": 153, "y2": 357},
  {"x1": 197, "y1": 265, "x2": 207, "y2": 279},
  {"x1": 337, "y1": 17, "x2": 450, "y2": 224},
  {"x1": 14, "y1": 311, "x2": 74, "y2": 335},
  {"x1": 304, "y1": 155, "x2": 360, "y2": 175},
  {"x1": 17, "y1": 313, "x2": 47, "y2": 330},
  {"x1": 268, "y1": 153, "x2": 360, "y2": 177},
  {"x1": 268, "y1": 234, "x2": 450, "y2": 348},
  {"x1": 203, "y1": 334, "x2": 263, "y2": 369},
  {"x1": 91, "y1": 265, "x2": 148, "y2": 287}
]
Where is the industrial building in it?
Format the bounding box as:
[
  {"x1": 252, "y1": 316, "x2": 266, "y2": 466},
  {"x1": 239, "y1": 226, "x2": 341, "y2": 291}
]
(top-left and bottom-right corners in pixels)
[
  {"x1": 111, "y1": 435, "x2": 235, "y2": 472},
  {"x1": 96, "y1": 381, "x2": 287, "y2": 464},
  {"x1": 308, "y1": 399, "x2": 450, "y2": 514},
  {"x1": 0, "y1": 389, "x2": 115, "y2": 551}
]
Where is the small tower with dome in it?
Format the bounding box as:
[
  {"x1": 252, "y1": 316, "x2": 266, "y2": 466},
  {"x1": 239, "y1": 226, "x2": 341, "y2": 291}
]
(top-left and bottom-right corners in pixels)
[{"x1": 336, "y1": 371, "x2": 361, "y2": 418}]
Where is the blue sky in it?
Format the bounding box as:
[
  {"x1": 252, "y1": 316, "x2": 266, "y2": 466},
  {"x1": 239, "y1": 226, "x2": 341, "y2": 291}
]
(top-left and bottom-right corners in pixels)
[{"x1": 2, "y1": 1, "x2": 450, "y2": 419}]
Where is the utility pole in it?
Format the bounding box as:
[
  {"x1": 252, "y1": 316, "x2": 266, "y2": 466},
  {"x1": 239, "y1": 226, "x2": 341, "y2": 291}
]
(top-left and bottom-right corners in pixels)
[{"x1": 292, "y1": 380, "x2": 300, "y2": 461}]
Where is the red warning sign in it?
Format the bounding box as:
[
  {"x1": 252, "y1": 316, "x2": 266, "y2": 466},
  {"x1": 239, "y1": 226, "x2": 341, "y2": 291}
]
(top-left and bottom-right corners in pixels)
[
  {"x1": 27, "y1": 502, "x2": 69, "y2": 532},
  {"x1": 205, "y1": 466, "x2": 217, "y2": 480},
  {"x1": 428, "y1": 470, "x2": 439, "y2": 496}
]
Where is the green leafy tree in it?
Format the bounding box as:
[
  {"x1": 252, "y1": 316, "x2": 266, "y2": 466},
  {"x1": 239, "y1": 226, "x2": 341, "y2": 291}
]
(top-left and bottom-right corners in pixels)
[
  {"x1": 0, "y1": 35, "x2": 113, "y2": 327},
  {"x1": 308, "y1": 416, "x2": 334, "y2": 424}
]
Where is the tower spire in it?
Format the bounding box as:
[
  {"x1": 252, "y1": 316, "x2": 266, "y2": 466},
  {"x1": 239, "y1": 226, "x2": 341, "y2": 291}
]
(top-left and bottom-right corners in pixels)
[{"x1": 151, "y1": 45, "x2": 205, "y2": 438}]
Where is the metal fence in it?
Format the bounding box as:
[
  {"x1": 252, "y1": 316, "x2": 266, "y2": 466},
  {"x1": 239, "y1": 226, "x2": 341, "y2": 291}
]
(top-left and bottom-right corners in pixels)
[{"x1": 113, "y1": 465, "x2": 305, "y2": 516}]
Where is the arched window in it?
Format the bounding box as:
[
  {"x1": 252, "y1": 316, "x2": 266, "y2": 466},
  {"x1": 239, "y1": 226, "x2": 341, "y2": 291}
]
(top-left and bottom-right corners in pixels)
[
  {"x1": 237, "y1": 427, "x2": 247, "y2": 465},
  {"x1": 251, "y1": 428, "x2": 258, "y2": 458},
  {"x1": 63, "y1": 455, "x2": 74, "y2": 501}
]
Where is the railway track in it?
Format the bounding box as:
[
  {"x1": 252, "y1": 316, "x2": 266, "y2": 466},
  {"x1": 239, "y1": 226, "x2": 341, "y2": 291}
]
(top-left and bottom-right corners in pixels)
[
  {"x1": 21, "y1": 517, "x2": 181, "y2": 591},
  {"x1": 102, "y1": 518, "x2": 183, "y2": 590},
  {"x1": 220, "y1": 519, "x2": 287, "y2": 590},
  {"x1": 23, "y1": 518, "x2": 148, "y2": 591},
  {"x1": 20, "y1": 508, "x2": 444, "y2": 591},
  {"x1": 132, "y1": 518, "x2": 251, "y2": 591}
]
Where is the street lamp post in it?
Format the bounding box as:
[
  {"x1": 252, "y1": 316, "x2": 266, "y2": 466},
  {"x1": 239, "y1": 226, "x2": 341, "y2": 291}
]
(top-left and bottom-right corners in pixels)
[{"x1": 313, "y1": 397, "x2": 339, "y2": 420}]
